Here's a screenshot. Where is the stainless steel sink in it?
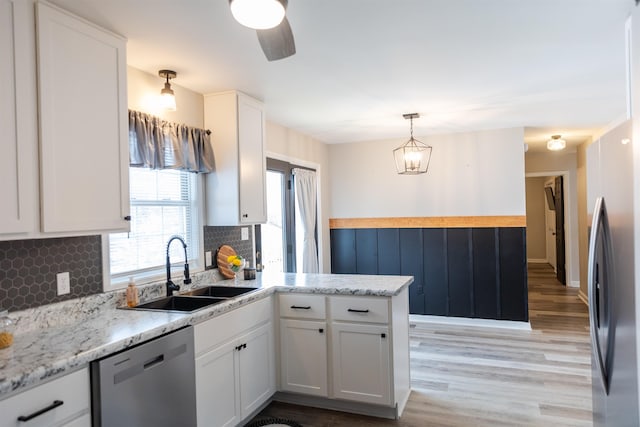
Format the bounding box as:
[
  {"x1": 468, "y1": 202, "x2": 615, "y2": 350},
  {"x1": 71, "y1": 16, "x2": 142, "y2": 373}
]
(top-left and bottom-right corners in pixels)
[
  {"x1": 132, "y1": 296, "x2": 227, "y2": 312},
  {"x1": 181, "y1": 286, "x2": 259, "y2": 298}
]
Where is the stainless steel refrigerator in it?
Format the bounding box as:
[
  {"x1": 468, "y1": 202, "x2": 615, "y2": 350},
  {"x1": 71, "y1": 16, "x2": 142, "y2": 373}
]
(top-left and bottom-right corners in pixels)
[{"x1": 587, "y1": 118, "x2": 639, "y2": 426}]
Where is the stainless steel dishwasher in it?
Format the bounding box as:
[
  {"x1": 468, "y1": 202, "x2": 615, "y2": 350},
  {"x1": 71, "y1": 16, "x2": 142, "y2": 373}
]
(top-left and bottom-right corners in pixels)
[{"x1": 91, "y1": 326, "x2": 197, "y2": 427}]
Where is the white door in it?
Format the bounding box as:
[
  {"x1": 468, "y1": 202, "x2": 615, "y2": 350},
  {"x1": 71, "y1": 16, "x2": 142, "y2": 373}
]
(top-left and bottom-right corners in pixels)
[
  {"x1": 37, "y1": 2, "x2": 130, "y2": 233},
  {"x1": 280, "y1": 319, "x2": 328, "y2": 397},
  {"x1": 545, "y1": 180, "x2": 557, "y2": 270},
  {"x1": 195, "y1": 340, "x2": 241, "y2": 427},
  {"x1": 331, "y1": 322, "x2": 391, "y2": 406},
  {"x1": 238, "y1": 322, "x2": 274, "y2": 419}
]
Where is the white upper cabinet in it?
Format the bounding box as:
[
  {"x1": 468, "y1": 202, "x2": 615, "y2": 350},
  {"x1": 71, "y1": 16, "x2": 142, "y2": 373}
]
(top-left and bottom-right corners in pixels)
[
  {"x1": 204, "y1": 91, "x2": 267, "y2": 225},
  {"x1": 0, "y1": 0, "x2": 38, "y2": 235},
  {"x1": 36, "y1": 1, "x2": 130, "y2": 233}
]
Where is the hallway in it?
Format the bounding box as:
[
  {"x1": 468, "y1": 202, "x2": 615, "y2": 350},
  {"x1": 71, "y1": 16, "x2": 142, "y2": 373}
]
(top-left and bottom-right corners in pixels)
[{"x1": 249, "y1": 263, "x2": 592, "y2": 426}]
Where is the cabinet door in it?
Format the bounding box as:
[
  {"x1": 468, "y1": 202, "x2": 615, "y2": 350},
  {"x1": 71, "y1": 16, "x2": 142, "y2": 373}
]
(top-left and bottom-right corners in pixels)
[
  {"x1": 0, "y1": 0, "x2": 36, "y2": 235},
  {"x1": 36, "y1": 2, "x2": 130, "y2": 233},
  {"x1": 195, "y1": 340, "x2": 241, "y2": 427},
  {"x1": 331, "y1": 322, "x2": 391, "y2": 406},
  {"x1": 237, "y1": 94, "x2": 266, "y2": 224},
  {"x1": 280, "y1": 319, "x2": 328, "y2": 397},
  {"x1": 238, "y1": 322, "x2": 274, "y2": 419}
]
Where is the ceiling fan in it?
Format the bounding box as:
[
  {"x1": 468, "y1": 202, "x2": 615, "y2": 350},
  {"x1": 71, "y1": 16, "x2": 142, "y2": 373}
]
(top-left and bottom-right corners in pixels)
[{"x1": 229, "y1": 0, "x2": 296, "y2": 61}]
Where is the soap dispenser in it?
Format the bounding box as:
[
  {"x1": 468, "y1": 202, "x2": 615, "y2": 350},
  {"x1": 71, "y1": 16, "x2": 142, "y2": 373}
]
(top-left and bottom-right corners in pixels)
[{"x1": 126, "y1": 277, "x2": 139, "y2": 307}]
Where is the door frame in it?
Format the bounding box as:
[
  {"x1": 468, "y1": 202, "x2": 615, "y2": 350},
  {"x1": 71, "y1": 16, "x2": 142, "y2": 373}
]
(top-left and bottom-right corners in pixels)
[
  {"x1": 264, "y1": 151, "x2": 324, "y2": 272},
  {"x1": 525, "y1": 171, "x2": 573, "y2": 286},
  {"x1": 543, "y1": 177, "x2": 557, "y2": 270}
]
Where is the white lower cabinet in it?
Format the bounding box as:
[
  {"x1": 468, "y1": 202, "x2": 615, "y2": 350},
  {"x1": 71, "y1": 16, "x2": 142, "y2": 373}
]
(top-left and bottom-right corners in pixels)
[
  {"x1": 194, "y1": 297, "x2": 275, "y2": 427},
  {"x1": 277, "y1": 289, "x2": 411, "y2": 419},
  {"x1": 0, "y1": 368, "x2": 90, "y2": 427},
  {"x1": 279, "y1": 319, "x2": 328, "y2": 397},
  {"x1": 195, "y1": 339, "x2": 240, "y2": 427},
  {"x1": 331, "y1": 322, "x2": 391, "y2": 405},
  {"x1": 238, "y1": 323, "x2": 275, "y2": 417}
]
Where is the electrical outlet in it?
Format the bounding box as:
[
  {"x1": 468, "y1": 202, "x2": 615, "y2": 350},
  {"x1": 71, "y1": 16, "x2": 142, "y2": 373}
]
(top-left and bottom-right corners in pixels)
[
  {"x1": 57, "y1": 272, "x2": 70, "y2": 296},
  {"x1": 241, "y1": 227, "x2": 249, "y2": 241},
  {"x1": 205, "y1": 251, "x2": 212, "y2": 267}
]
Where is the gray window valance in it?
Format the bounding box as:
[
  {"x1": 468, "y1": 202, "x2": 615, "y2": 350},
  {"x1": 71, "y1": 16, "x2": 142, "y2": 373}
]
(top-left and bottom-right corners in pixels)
[{"x1": 128, "y1": 110, "x2": 215, "y2": 173}]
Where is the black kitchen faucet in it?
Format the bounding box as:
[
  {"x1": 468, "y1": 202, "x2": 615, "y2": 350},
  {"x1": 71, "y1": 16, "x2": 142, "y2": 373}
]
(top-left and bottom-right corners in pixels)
[{"x1": 166, "y1": 236, "x2": 192, "y2": 296}]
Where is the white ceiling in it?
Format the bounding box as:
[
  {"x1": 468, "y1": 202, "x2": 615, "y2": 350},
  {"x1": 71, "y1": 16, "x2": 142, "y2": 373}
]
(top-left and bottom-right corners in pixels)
[{"x1": 51, "y1": 0, "x2": 634, "y2": 151}]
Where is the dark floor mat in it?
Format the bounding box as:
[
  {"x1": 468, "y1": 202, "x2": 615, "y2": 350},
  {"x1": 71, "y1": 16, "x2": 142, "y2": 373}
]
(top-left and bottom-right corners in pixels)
[{"x1": 244, "y1": 417, "x2": 303, "y2": 427}]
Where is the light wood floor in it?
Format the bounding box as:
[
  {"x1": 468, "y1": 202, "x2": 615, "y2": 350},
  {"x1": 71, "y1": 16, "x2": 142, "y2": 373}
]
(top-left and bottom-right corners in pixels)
[{"x1": 249, "y1": 264, "x2": 591, "y2": 426}]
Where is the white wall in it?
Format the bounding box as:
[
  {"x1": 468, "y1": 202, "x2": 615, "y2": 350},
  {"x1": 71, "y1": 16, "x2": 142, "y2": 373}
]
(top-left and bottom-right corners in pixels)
[
  {"x1": 264, "y1": 121, "x2": 331, "y2": 273},
  {"x1": 328, "y1": 127, "x2": 526, "y2": 218},
  {"x1": 525, "y1": 151, "x2": 580, "y2": 287},
  {"x1": 127, "y1": 66, "x2": 204, "y2": 127}
]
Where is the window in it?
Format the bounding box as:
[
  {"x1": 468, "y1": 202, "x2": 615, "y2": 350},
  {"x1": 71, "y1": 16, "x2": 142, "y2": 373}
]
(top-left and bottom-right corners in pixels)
[{"x1": 107, "y1": 167, "x2": 202, "y2": 287}]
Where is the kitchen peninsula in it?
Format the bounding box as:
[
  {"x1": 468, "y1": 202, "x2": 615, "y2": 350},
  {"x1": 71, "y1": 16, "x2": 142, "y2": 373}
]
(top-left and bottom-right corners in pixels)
[{"x1": 0, "y1": 272, "x2": 412, "y2": 426}]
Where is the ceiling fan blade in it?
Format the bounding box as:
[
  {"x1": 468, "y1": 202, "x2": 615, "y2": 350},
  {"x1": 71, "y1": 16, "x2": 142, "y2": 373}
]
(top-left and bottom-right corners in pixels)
[{"x1": 256, "y1": 16, "x2": 296, "y2": 61}]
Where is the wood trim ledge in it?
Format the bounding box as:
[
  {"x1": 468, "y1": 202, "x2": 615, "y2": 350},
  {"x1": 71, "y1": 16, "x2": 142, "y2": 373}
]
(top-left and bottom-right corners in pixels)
[{"x1": 329, "y1": 216, "x2": 527, "y2": 229}]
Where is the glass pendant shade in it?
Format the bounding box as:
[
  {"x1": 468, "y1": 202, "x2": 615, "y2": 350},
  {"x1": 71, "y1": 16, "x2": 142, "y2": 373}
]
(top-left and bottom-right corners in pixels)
[
  {"x1": 230, "y1": 0, "x2": 286, "y2": 29},
  {"x1": 547, "y1": 135, "x2": 566, "y2": 151},
  {"x1": 160, "y1": 83, "x2": 176, "y2": 111},
  {"x1": 394, "y1": 138, "x2": 432, "y2": 174},
  {"x1": 158, "y1": 70, "x2": 177, "y2": 111}
]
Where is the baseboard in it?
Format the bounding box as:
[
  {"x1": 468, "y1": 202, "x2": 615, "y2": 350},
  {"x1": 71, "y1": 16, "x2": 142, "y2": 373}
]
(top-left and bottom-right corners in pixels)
[
  {"x1": 396, "y1": 388, "x2": 411, "y2": 418},
  {"x1": 568, "y1": 280, "x2": 580, "y2": 288},
  {"x1": 527, "y1": 258, "x2": 548, "y2": 264},
  {"x1": 578, "y1": 290, "x2": 589, "y2": 306},
  {"x1": 273, "y1": 391, "x2": 399, "y2": 420},
  {"x1": 242, "y1": 397, "x2": 274, "y2": 425},
  {"x1": 409, "y1": 314, "x2": 532, "y2": 331}
]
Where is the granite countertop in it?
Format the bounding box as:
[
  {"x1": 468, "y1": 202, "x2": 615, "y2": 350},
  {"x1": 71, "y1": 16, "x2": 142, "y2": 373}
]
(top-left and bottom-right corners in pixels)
[{"x1": 0, "y1": 272, "x2": 412, "y2": 399}]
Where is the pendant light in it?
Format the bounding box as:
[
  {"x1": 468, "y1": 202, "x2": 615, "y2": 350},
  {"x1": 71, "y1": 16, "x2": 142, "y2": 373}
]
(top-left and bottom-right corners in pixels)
[
  {"x1": 229, "y1": 0, "x2": 286, "y2": 30},
  {"x1": 393, "y1": 113, "x2": 432, "y2": 175},
  {"x1": 547, "y1": 134, "x2": 566, "y2": 151},
  {"x1": 158, "y1": 69, "x2": 177, "y2": 111}
]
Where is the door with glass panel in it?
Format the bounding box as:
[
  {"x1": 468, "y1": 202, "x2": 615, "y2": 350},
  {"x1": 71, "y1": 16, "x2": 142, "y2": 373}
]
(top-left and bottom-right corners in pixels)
[
  {"x1": 259, "y1": 159, "x2": 294, "y2": 272},
  {"x1": 258, "y1": 158, "x2": 316, "y2": 273}
]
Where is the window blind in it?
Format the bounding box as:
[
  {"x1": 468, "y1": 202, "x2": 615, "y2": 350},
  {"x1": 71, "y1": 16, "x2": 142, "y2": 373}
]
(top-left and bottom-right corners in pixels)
[{"x1": 110, "y1": 168, "x2": 198, "y2": 277}]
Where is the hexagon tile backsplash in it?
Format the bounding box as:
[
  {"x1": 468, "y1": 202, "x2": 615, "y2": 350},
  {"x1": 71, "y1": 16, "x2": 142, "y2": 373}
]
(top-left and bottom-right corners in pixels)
[
  {"x1": 0, "y1": 236, "x2": 102, "y2": 312},
  {"x1": 203, "y1": 226, "x2": 254, "y2": 268}
]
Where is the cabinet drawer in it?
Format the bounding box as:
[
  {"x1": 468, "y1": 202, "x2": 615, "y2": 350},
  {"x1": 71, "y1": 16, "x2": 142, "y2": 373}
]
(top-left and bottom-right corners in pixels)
[
  {"x1": 0, "y1": 368, "x2": 89, "y2": 427},
  {"x1": 279, "y1": 294, "x2": 326, "y2": 319},
  {"x1": 329, "y1": 296, "x2": 389, "y2": 324},
  {"x1": 194, "y1": 296, "x2": 273, "y2": 356}
]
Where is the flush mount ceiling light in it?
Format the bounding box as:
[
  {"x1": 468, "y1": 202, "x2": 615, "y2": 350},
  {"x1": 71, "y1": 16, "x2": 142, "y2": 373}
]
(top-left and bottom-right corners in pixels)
[
  {"x1": 158, "y1": 69, "x2": 177, "y2": 111},
  {"x1": 547, "y1": 134, "x2": 566, "y2": 151},
  {"x1": 393, "y1": 113, "x2": 432, "y2": 175},
  {"x1": 229, "y1": 0, "x2": 286, "y2": 30}
]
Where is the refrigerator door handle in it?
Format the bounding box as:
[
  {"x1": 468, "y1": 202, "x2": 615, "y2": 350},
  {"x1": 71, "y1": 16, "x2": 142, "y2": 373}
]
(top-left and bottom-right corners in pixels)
[{"x1": 588, "y1": 196, "x2": 610, "y2": 395}]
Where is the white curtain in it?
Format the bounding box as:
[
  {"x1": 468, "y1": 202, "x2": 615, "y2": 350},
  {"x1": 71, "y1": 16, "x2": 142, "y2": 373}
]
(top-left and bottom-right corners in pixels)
[{"x1": 293, "y1": 168, "x2": 319, "y2": 273}]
